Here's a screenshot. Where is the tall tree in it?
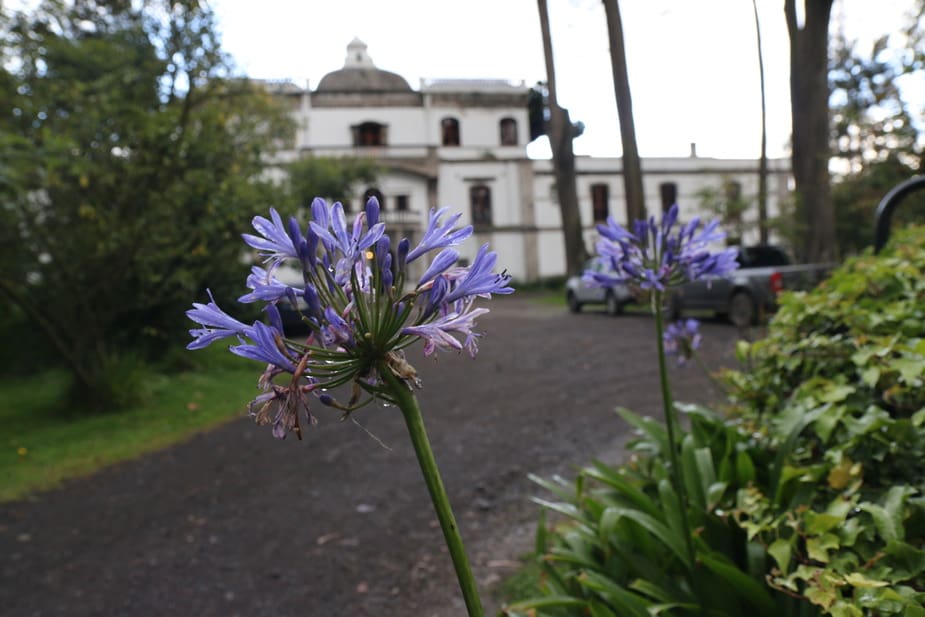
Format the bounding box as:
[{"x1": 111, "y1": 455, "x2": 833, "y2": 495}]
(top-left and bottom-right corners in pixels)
[
  {"x1": 537, "y1": 0, "x2": 587, "y2": 276},
  {"x1": 752, "y1": 0, "x2": 770, "y2": 244},
  {"x1": 0, "y1": 0, "x2": 292, "y2": 409},
  {"x1": 785, "y1": 0, "x2": 836, "y2": 262},
  {"x1": 830, "y1": 33, "x2": 920, "y2": 176},
  {"x1": 602, "y1": 0, "x2": 645, "y2": 223},
  {"x1": 828, "y1": 17, "x2": 924, "y2": 255}
]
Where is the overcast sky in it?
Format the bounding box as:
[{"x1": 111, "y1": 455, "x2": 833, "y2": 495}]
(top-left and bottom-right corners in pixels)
[{"x1": 210, "y1": 0, "x2": 917, "y2": 160}]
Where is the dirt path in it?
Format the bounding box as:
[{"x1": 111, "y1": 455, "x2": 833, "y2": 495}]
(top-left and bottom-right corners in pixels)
[{"x1": 1, "y1": 295, "x2": 740, "y2": 616}]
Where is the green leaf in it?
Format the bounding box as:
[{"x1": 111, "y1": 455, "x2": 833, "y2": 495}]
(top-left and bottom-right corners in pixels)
[
  {"x1": 616, "y1": 407, "x2": 669, "y2": 454},
  {"x1": 736, "y1": 450, "x2": 757, "y2": 484},
  {"x1": 806, "y1": 533, "x2": 840, "y2": 563},
  {"x1": 698, "y1": 551, "x2": 777, "y2": 617},
  {"x1": 859, "y1": 502, "x2": 901, "y2": 543},
  {"x1": 578, "y1": 571, "x2": 651, "y2": 617},
  {"x1": 529, "y1": 473, "x2": 577, "y2": 502},
  {"x1": 736, "y1": 339, "x2": 752, "y2": 363},
  {"x1": 680, "y1": 436, "x2": 706, "y2": 510},
  {"x1": 862, "y1": 366, "x2": 881, "y2": 388},
  {"x1": 892, "y1": 357, "x2": 925, "y2": 386},
  {"x1": 804, "y1": 511, "x2": 845, "y2": 535},
  {"x1": 844, "y1": 572, "x2": 889, "y2": 588},
  {"x1": 582, "y1": 461, "x2": 662, "y2": 519},
  {"x1": 657, "y1": 478, "x2": 685, "y2": 542},
  {"x1": 706, "y1": 481, "x2": 729, "y2": 509},
  {"x1": 768, "y1": 537, "x2": 793, "y2": 572},
  {"x1": 501, "y1": 595, "x2": 588, "y2": 613},
  {"x1": 814, "y1": 404, "x2": 847, "y2": 443},
  {"x1": 829, "y1": 601, "x2": 864, "y2": 617},
  {"x1": 884, "y1": 540, "x2": 925, "y2": 580},
  {"x1": 820, "y1": 383, "x2": 856, "y2": 403},
  {"x1": 587, "y1": 601, "x2": 620, "y2": 617}
]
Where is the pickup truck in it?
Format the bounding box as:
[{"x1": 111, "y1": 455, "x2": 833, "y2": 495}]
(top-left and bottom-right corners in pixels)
[{"x1": 669, "y1": 245, "x2": 833, "y2": 327}]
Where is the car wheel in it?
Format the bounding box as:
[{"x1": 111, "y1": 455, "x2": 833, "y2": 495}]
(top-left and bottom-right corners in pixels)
[
  {"x1": 605, "y1": 290, "x2": 622, "y2": 316},
  {"x1": 567, "y1": 291, "x2": 582, "y2": 313},
  {"x1": 728, "y1": 291, "x2": 756, "y2": 328}
]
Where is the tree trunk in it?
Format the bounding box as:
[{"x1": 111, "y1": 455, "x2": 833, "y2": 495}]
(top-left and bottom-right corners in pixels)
[
  {"x1": 786, "y1": 0, "x2": 836, "y2": 262},
  {"x1": 603, "y1": 0, "x2": 646, "y2": 223},
  {"x1": 537, "y1": 0, "x2": 587, "y2": 276},
  {"x1": 753, "y1": 0, "x2": 770, "y2": 244}
]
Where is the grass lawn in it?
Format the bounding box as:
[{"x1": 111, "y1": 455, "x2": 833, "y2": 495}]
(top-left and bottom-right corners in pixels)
[{"x1": 0, "y1": 346, "x2": 259, "y2": 503}]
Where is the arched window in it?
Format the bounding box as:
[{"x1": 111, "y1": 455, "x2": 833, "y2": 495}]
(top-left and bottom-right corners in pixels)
[
  {"x1": 470, "y1": 185, "x2": 492, "y2": 226},
  {"x1": 591, "y1": 184, "x2": 610, "y2": 223},
  {"x1": 441, "y1": 117, "x2": 460, "y2": 146},
  {"x1": 363, "y1": 187, "x2": 385, "y2": 211},
  {"x1": 724, "y1": 180, "x2": 742, "y2": 203},
  {"x1": 352, "y1": 122, "x2": 386, "y2": 147},
  {"x1": 659, "y1": 182, "x2": 678, "y2": 212},
  {"x1": 499, "y1": 117, "x2": 518, "y2": 146}
]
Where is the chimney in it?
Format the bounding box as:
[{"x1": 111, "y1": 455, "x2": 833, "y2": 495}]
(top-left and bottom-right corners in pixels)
[{"x1": 689, "y1": 142, "x2": 697, "y2": 158}]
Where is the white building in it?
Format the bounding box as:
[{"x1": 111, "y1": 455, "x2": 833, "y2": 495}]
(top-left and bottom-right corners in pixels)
[{"x1": 265, "y1": 39, "x2": 791, "y2": 282}]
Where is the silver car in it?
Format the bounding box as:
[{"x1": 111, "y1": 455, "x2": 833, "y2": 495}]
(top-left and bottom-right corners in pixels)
[{"x1": 565, "y1": 259, "x2": 634, "y2": 315}]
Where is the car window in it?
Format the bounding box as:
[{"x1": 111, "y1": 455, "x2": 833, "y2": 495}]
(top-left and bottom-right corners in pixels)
[{"x1": 738, "y1": 246, "x2": 791, "y2": 268}]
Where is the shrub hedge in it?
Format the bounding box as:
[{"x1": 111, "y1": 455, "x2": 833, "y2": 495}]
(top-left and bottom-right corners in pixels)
[{"x1": 503, "y1": 227, "x2": 925, "y2": 617}]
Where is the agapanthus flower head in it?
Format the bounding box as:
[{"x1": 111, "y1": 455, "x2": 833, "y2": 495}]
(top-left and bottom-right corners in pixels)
[
  {"x1": 187, "y1": 197, "x2": 513, "y2": 439},
  {"x1": 588, "y1": 203, "x2": 739, "y2": 293},
  {"x1": 663, "y1": 318, "x2": 702, "y2": 366}
]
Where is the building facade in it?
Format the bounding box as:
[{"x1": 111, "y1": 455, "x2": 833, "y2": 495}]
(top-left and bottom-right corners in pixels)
[{"x1": 265, "y1": 39, "x2": 792, "y2": 282}]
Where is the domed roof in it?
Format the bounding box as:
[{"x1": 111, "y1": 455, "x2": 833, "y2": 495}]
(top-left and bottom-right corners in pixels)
[{"x1": 316, "y1": 38, "x2": 413, "y2": 93}]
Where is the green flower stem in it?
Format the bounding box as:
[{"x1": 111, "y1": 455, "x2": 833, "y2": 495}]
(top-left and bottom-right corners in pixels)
[
  {"x1": 653, "y1": 291, "x2": 697, "y2": 571},
  {"x1": 378, "y1": 362, "x2": 485, "y2": 617}
]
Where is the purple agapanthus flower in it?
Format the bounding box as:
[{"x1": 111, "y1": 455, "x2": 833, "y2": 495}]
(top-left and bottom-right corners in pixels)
[
  {"x1": 229, "y1": 321, "x2": 298, "y2": 373},
  {"x1": 406, "y1": 207, "x2": 473, "y2": 263},
  {"x1": 402, "y1": 303, "x2": 489, "y2": 358},
  {"x1": 588, "y1": 203, "x2": 739, "y2": 293},
  {"x1": 186, "y1": 289, "x2": 252, "y2": 350},
  {"x1": 239, "y1": 266, "x2": 300, "y2": 304},
  {"x1": 187, "y1": 196, "x2": 513, "y2": 438},
  {"x1": 241, "y1": 208, "x2": 299, "y2": 268},
  {"x1": 663, "y1": 318, "x2": 702, "y2": 366}
]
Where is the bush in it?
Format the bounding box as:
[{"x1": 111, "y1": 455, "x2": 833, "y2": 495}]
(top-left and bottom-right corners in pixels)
[{"x1": 504, "y1": 227, "x2": 925, "y2": 616}]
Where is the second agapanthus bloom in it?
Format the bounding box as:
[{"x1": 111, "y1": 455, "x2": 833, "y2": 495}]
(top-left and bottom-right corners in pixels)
[{"x1": 585, "y1": 203, "x2": 739, "y2": 293}]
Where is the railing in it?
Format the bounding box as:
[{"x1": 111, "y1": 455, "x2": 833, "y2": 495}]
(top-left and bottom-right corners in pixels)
[
  {"x1": 379, "y1": 209, "x2": 421, "y2": 227},
  {"x1": 874, "y1": 175, "x2": 925, "y2": 254}
]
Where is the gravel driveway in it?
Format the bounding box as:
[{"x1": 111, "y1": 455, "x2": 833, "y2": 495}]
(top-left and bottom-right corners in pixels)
[{"x1": 1, "y1": 294, "x2": 741, "y2": 616}]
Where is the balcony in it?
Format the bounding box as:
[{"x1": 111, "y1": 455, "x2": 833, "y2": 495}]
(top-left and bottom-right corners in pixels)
[{"x1": 378, "y1": 209, "x2": 421, "y2": 227}]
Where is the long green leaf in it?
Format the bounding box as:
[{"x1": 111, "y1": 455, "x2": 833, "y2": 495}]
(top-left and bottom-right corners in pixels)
[
  {"x1": 603, "y1": 506, "x2": 691, "y2": 568},
  {"x1": 616, "y1": 407, "x2": 669, "y2": 454},
  {"x1": 501, "y1": 595, "x2": 587, "y2": 613},
  {"x1": 658, "y1": 478, "x2": 685, "y2": 541},
  {"x1": 699, "y1": 551, "x2": 777, "y2": 617},
  {"x1": 578, "y1": 570, "x2": 651, "y2": 617},
  {"x1": 772, "y1": 407, "x2": 823, "y2": 506},
  {"x1": 529, "y1": 473, "x2": 579, "y2": 502},
  {"x1": 681, "y1": 435, "x2": 707, "y2": 510},
  {"x1": 583, "y1": 461, "x2": 662, "y2": 519}
]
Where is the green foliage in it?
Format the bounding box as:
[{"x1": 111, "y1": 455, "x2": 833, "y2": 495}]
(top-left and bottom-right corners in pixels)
[
  {"x1": 285, "y1": 156, "x2": 380, "y2": 210},
  {"x1": 0, "y1": 345, "x2": 258, "y2": 502},
  {"x1": 696, "y1": 178, "x2": 753, "y2": 245},
  {"x1": 828, "y1": 20, "x2": 925, "y2": 257},
  {"x1": 832, "y1": 157, "x2": 925, "y2": 256},
  {"x1": 0, "y1": 0, "x2": 293, "y2": 409},
  {"x1": 505, "y1": 228, "x2": 925, "y2": 616},
  {"x1": 719, "y1": 227, "x2": 925, "y2": 614},
  {"x1": 503, "y1": 406, "x2": 787, "y2": 617}
]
